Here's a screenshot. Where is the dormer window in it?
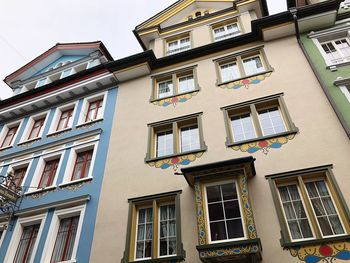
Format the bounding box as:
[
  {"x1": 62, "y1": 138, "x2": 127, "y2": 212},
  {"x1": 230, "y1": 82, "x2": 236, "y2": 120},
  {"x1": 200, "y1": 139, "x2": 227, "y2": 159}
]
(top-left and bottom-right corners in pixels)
[
  {"x1": 87, "y1": 59, "x2": 100, "y2": 69},
  {"x1": 187, "y1": 15, "x2": 193, "y2": 21},
  {"x1": 213, "y1": 21, "x2": 240, "y2": 42},
  {"x1": 195, "y1": 11, "x2": 202, "y2": 18},
  {"x1": 36, "y1": 78, "x2": 48, "y2": 88},
  {"x1": 60, "y1": 68, "x2": 74, "y2": 79},
  {"x1": 166, "y1": 34, "x2": 191, "y2": 55},
  {"x1": 204, "y1": 10, "x2": 209, "y2": 15}
]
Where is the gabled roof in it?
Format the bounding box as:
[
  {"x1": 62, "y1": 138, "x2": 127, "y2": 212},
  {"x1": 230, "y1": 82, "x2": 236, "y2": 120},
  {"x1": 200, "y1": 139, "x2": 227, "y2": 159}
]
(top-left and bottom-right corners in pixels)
[
  {"x1": 135, "y1": 0, "x2": 268, "y2": 31},
  {"x1": 4, "y1": 41, "x2": 113, "y2": 87}
]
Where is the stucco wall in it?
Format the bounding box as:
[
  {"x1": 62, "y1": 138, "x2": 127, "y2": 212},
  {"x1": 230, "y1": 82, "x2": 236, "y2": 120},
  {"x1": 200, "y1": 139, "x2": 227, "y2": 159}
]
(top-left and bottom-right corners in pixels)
[{"x1": 91, "y1": 36, "x2": 350, "y2": 263}]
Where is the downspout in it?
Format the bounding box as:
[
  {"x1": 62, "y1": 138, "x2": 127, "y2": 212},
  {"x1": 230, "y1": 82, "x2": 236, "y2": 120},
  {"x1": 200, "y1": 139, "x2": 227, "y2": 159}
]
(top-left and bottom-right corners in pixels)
[{"x1": 290, "y1": 9, "x2": 350, "y2": 139}]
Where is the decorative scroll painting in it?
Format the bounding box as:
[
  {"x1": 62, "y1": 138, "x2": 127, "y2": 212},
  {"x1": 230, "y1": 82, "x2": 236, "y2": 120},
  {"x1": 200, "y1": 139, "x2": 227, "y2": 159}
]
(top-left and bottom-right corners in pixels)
[
  {"x1": 152, "y1": 91, "x2": 199, "y2": 107},
  {"x1": 220, "y1": 72, "x2": 272, "y2": 90},
  {"x1": 199, "y1": 243, "x2": 260, "y2": 259},
  {"x1": 289, "y1": 242, "x2": 350, "y2": 263},
  {"x1": 147, "y1": 152, "x2": 204, "y2": 170},
  {"x1": 231, "y1": 134, "x2": 295, "y2": 155},
  {"x1": 194, "y1": 182, "x2": 207, "y2": 246}
]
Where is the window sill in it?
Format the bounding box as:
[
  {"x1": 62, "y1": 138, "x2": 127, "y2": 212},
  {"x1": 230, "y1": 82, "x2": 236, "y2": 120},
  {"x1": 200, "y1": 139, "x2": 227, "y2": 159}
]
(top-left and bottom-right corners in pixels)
[
  {"x1": 17, "y1": 137, "x2": 42, "y2": 146},
  {"x1": 53, "y1": 259, "x2": 76, "y2": 263},
  {"x1": 150, "y1": 88, "x2": 200, "y2": 103},
  {"x1": 59, "y1": 177, "x2": 93, "y2": 188},
  {"x1": 326, "y1": 60, "x2": 350, "y2": 69},
  {"x1": 24, "y1": 185, "x2": 56, "y2": 196},
  {"x1": 217, "y1": 69, "x2": 273, "y2": 86},
  {"x1": 281, "y1": 234, "x2": 350, "y2": 248},
  {"x1": 76, "y1": 118, "x2": 103, "y2": 128},
  {"x1": 128, "y1": 255, "x2": 184, "y2": 263},
  {"x1": 47, "y1": 127, "x2": 72, "y2": 137},
  {"x1": 145, "y1": 147, "x2": 207, "y2": 163},
  {"x1": 226, "y1": 130, "x2": 298, "y2": 147},
  {"x1": 0, "y1": 145, "x2": 13, "y2": 151}
]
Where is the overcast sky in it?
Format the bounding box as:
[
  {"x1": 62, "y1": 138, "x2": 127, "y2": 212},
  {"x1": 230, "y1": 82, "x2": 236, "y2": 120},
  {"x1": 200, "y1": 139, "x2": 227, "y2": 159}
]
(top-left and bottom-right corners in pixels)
[{"x1": 0, "y1": 0, "x2": 286, "y2": 100}]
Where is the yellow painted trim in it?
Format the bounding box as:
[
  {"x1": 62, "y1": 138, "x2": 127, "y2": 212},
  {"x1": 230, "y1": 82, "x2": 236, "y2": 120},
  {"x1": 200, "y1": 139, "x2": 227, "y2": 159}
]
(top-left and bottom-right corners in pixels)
[
  {"x1": 129, "y1": 204, "x2": 137, "y2": 262},
  {"x1": 139, "y1": 29, "x2": 159, "y2": 36},
  {"x1": 236, "y1": 0, "x2": 257, "y2": 7},
  {"x1": 152, "y1": 200, "x2": 159, "y2": 257}
]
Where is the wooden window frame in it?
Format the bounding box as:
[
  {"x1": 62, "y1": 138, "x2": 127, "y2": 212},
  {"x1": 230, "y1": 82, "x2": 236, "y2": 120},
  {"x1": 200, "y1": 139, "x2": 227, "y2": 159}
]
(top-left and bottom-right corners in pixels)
[
  {"x1": 11, "y1": 166, "x2": 28, "y2": 189},
  {"x1": 121, "y1": 191, "x2": 184, "y2": 263},
  {"x1": 145, "y1": 113, "x2": 206, "y2": 162},
  {"x1": 28, "y1": 117, "x2": 46, "y2": 140},
  {"x1": 13, "y1": 224, "x2": 40, "y2": 263},
  {"x1": 56, "y1": 108, "x2": 74, "y2": 131},
  {"x1": 70, "y1": 150, "x2": 93, "y2": 181},
  {"x1": 1, "y1": 125, "x2": 19, "y2": 149},
  {"x1": 214, "y1": 46, "x2": 273, "y2": 85},
  {"x1": 85, "y1": 99, "x2": 103, "y2": 122},
  {"x1": 221, "y1": 93, "x2": 298, "y2": 147},
  {"x1": 150, "y1": 66, "x2": 200, "y2": 102},
  {"x1": 266, "y1": 165, "x2": 350, "y2": 247},
  {"x1": 37, "y1": 158, "x2": 60, "y2": 189}
]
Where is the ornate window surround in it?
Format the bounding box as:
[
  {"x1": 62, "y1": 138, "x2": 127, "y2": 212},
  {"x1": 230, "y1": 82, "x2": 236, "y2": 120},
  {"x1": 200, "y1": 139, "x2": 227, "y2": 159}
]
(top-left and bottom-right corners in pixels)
[
  {"x1": 121, "y1": 190, "x2": 185, "y2": 263},
  {"x1": 265, "y1": 165, "x2": 350, "y2": 248},
  {"x1": 181, "y1": 157, "x2": 262, "y2": 263}
]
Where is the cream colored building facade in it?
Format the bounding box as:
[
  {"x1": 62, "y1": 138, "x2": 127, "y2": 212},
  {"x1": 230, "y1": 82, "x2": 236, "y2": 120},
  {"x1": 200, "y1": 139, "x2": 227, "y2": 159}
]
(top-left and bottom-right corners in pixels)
[{"x1": 91, "y1": 1, "x2": 350, "y2": 263}]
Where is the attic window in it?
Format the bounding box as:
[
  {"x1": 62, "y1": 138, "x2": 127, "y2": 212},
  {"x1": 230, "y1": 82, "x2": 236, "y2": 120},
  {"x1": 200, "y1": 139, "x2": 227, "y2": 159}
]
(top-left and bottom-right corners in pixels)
[
  {"x1": 188, "y1": 15, "x2": 193, "y2": 21},
  {"x1": 195, "y1": 11, "x2": 201, "y2": 18},
  {"x1": 204, "y1": 10, "x2": 209, "y2": 15}
]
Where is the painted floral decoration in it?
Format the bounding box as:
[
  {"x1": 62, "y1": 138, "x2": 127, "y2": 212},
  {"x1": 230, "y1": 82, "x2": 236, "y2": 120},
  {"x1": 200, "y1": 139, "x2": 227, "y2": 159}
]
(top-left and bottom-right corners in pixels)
[
  {"x1": 231, "y1": 134, "x2": 295, "y2": 155},
  {"x1": 152, "y1": 91, "x2": 198, "y2": 107},
  {"x1": 289, "y1": 242, "x2": 350, "y2": 263},
  {"x1": 148, "y1": 152, "x2": 204, "y2": 170},
  {"x1": 220, "y1": 72, "x2": 272, "y2": 90}
]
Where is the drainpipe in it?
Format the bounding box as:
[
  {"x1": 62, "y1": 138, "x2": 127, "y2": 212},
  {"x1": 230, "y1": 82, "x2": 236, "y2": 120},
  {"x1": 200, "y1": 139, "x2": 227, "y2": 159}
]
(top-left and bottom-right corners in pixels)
[{"x1": 290, "y1": 9, "x2": 350, "y2": 139}]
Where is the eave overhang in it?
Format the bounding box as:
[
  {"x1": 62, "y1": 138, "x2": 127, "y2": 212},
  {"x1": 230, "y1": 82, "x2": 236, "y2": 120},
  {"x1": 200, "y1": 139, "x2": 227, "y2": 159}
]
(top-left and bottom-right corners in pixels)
[{"x1": 181, "y1": 157, "x2": 256, "y2": 187}]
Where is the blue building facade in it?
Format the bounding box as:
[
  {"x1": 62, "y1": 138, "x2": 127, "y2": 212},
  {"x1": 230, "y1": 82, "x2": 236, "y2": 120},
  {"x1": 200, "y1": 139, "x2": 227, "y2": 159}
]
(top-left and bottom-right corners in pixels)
[{"x1": 0, "y1": 42, "x2": 117, "y2": 263}]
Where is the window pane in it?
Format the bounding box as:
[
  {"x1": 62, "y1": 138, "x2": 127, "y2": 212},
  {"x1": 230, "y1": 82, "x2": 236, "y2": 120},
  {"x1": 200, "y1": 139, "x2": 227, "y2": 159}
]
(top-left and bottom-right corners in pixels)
[
  {"x1": 1, "y1": 126, "x2": 18, "y2": 148},
  {"x1": 51, "y1": 216, "x2": 79, "y2": 262},
  {"x1": 159, "y1": 204, "x2": 176, "y2": 256},
  {"x1": 136, "y1": 208, "x2": 153, "y2": 259},
  {"x1": 158, "y1": 80, "x2": 173, "y2": 98},
  {"x1": 178, "y1": 75, "x2": 195, "y2": 93},
  {"x1": 258, "y1": 108, "x2": 286, "y2": 136},
  {"x1": 243, "y1": 56, "x2": 265, "y2": 76},
  {"x1": 156, "y1": 131, "x2": 173, "y2": 157},
  {"x1": 231, "y1": 114, "x2": 256, "y2": 142},
  {"x1": 71, "y1": 150, "x2": 93, "y2": 181},
  {"x1": 61, "y1": 69, "x2": 72, "y2": 79},
  {"x1": 206, "y1": 182, "x2": 244, "y2": 242},
  {"x1": 278, "y1": 185, "x2": 313, "y2": 240},
  {"x1": 28, "y1": 118, "x2": 45, "y2": 140},
  {"x1": 305, "y1": 181, "x2": 345, "y2": 236},
  {"x1": 220, "y1": 62, "x2": 240, "y2": 82},
  {"x1": 14, "y1": 224, "x2": 40, "y2": 263},
  {"x1": 38, "y1": 159, "x2": 59, "y2": 188},
  {"x1": 180, "y1": 125, "x2": 200, "y2": 152}
]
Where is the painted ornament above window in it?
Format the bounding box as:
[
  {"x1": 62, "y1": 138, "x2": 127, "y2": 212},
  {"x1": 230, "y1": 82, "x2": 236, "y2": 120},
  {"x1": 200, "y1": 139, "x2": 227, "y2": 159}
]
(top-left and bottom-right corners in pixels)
[
  {"x1": 152, "y1": 91, "x2": 199, "y2": 107},
  {"x1": 220, "y1": 72, "x2": 272, "y2": 90},
  {"x1": 231, "y1": 134, "x2": 295, "y2": 155},
  {"x1": 289, "y1": 242, "x2": 350, "y2": 263}
]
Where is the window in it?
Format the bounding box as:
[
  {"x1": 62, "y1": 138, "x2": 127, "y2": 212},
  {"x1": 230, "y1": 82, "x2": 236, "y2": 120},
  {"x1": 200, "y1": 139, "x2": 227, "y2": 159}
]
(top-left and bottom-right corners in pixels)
[
  {"x1": 1, "y1": 125, "x2": 19, "y2": 148},
  {"x1": 56, "y1": 109, "x2": 73, "y2": 131},
  {"x1": 86, "y1": 59, "x2": 100, "y2": 69},
  {"x1": 38, "y1": 159, "x2": 59, "y2": 189},
  {"x1": 151, "y1": 66, "x2": 199, "y2": 101},
  {"x1": 28, "y1": 117, "x2": 46, "y2": 140},
  {"x1": 71, "y1": 150, "x2": 93, "y2": 181},
  {"x1": 51, "y1": 216, "x2": 80, "y2": 262},
  {"x1": 146, "y1": 113, "x2": 206, "y2": 161},
  {"x1": 266, "y1": 166, "x2": 350, "y2": 246},
  {"x1": 166, "y1": 34, "x2": 191, "y2": 55},
  {"x1": 85, "y1": 99, "x2": 103, "y2": 122},
  {"x1": 205, "y1": 181, "x2": 244, "y2": 242},
  {"x1": 222, "y1": 94, "x2": 297, "y2": 145},
  {"x1": 213, "y1": 22, "x2": 240, "y2": 41},
  {"x1": 122, "y1": 191, "x2": 184, "y2": 262},
  {"x1": 215, "y1": 47, "x2": 271, "y2": 84},
  {"x1": 36, "y1": 78, "x2": 48, "y2": 88},
  {"x1": 13, "y1": 224, "x2": 40, "y2": 263},
  {"x1": 60, "y1": 69, "x2": 73, "y2": 79},
  {"x1": 320, "y1": 38, "x2": 350, "y2": 64},
  {"x1": 11, "y1": 166, "x2": 28, "y2": 189}
]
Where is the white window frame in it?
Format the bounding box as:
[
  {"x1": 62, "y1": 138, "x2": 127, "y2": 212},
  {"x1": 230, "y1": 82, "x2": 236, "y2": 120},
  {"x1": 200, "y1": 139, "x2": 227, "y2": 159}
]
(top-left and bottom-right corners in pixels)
[
  {"x1": 155, "y1": 129, "x2": 174, "y2": 158},
  {"x1": 158, "y1": 202, "x2": 177, "y2": 258},
  {"x1": 178, "y1": 124, "x2": 200, "y2": 153},
  {"x1": 40, "y1": 205, "x2": 86, "y2": 263},
  {"x1": 257, "y1": 105, "x2": 287, "y2": 137},
  {"x1": 19, "y1": 111, "x2": 49, "y2": 143},
  {"x1": 166, "y1": 36, "x2": 191, "y2": 55},
  {"x1": 60, "y1": 68, "x2": 76, "y2": 79},
  {"x1": 77, "y1": 91, "x2": 107, "y2": 125},
  {"x1": 25, "y1": 150, "x2": 64, "y2": 194},
  {"x1": 213, "y1": 22, "x2": 241, "y2": 42},
  {"x1": 339, "y1": 85, "x2": 350, "y2": 103},
  {"x1": 4, "y1": 213, "x2": 47, "y2": 263},
  {"x1": 0, "y1": 120, "x2": 23, "y2": 150},
  {"x1": 230, "y1": 113, "x2": 257, "y2": 143},
  {"x1": 35, "y1": 77, "x2": 49, "y2": 88},
  {"x1": 277, "y1": 182, "x2": 315, "y2": 242},
  {"x1": 134, "y1": 205, "x2": 153, "y2": 261},
  {"x1": 86, "y1": 59, "x2": 101, "y2": 69},
  {"x1": 48, "y1": 102, "x2": 78, "y2": 135},
  {"x1": 60, "y1": 141, "x2": 98, "y2": 186},
  {"x1": 177, "y1": 74, "x2": 195, "y2": 94},
  {"x1": 241, "y1": 54, "x2": 266, "y2": 76},
  {"x1": 220, "y1": 61, "x2": 241, "y2": 83},
  {"x1": 203, "y1": 179, "x2": 246, "y2": 244},
  {"x1": 157, "y1": 79, "x2": 174, "y2": 99},
  {"x1": 303, "y1": 178, "x2": 347, "y2": 239},
  {"x1": 313, "y1": 36, "x2": 350, "y2": 66},
  {"x1": 7, "y1": 159, "x2": 33, "y2": 190}
]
